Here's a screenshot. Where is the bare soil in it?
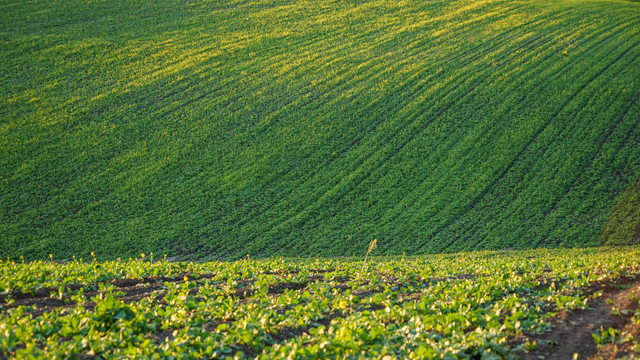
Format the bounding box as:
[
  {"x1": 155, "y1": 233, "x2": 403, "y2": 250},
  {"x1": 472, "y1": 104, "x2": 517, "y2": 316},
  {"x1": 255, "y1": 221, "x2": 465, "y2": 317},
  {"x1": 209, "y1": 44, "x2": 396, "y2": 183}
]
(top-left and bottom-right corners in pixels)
[{"x1": 514, "y1": 275, "x2": 640, "y2": 359}]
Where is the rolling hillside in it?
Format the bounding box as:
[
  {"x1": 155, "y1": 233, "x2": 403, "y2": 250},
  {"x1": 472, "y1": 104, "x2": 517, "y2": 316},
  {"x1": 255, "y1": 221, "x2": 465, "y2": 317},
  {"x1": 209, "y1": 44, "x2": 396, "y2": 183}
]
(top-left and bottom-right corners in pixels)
[{"x1": 1, "y1": 0, "x2": 639, "y2": 260}]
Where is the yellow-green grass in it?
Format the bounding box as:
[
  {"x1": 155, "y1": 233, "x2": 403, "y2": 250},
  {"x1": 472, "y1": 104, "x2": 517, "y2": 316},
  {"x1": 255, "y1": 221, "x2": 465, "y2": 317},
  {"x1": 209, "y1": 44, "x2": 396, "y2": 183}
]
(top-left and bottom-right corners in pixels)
[
  {"x1": 1, "y1": 0, "x2": 639, "y2": 260},
  {"x1": 602, "y1": 176, "x2": 640, "y2": 245}
]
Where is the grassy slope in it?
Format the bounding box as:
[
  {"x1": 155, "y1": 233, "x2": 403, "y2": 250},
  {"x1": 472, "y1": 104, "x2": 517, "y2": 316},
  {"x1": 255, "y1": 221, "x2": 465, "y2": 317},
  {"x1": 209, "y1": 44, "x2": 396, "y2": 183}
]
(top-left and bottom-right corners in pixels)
[
  {"x1": 1, "y1": 0, "x2": 639, "y2": 260},
  {"x1": 602, "y1": 176, "x2": 640, "y2": 245}
]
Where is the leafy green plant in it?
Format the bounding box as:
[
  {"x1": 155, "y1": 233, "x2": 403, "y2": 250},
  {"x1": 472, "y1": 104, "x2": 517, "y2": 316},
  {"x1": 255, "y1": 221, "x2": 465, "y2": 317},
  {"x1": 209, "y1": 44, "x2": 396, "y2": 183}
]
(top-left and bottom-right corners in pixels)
[
  {"x1": 0, "y1": 247, "x2": 638, "y2": 358},
  {"x1": 592, "y1": 326, "x2": 621, "y2": 347}
]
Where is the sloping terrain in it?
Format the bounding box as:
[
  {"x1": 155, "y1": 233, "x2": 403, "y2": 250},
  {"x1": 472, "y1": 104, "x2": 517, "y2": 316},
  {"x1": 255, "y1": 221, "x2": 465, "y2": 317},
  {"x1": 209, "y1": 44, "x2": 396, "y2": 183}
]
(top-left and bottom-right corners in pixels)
[
  {"x1": 602, "y1": 176, "x2": 640, "y2": 246},
  {"x1": 1, "y1": 0, "x2": 639, "y2": 260}
]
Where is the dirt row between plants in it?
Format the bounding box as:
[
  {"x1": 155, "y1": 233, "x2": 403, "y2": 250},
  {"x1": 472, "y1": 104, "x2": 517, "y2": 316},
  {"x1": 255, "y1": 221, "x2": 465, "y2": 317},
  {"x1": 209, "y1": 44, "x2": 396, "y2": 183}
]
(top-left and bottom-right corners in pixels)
[
  {"x1": 0, "y1": 274, "x2": 359, "y2": 317},
  {"x1": 6, "y1": 272, "x2": 633, "y2": 359},
  {"x1": 513, "y1": 274, "x2": 640, "y2": 360},
  {"x1": 0, "y1": 272, "x2": 218, "y2": 302},
  {"x1": 0, "y1": 268, "x2": 345, "y2": 303},
  {"x1": 0, "y1": 271, "x2": 480, "y2": 314}
]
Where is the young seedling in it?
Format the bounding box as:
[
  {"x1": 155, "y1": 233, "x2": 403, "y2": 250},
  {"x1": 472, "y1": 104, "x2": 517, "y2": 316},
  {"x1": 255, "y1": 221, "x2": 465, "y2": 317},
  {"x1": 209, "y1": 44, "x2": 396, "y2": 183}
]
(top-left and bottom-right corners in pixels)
[{"x1": 360, "y1": 238, "x2": 377, "y2": 278}]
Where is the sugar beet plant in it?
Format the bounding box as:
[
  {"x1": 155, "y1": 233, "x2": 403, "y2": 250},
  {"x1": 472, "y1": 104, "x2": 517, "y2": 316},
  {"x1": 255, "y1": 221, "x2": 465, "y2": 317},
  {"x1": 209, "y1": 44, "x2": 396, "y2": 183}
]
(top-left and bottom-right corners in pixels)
[{"x1": 1, "y1": 247, "x2": 639, "y2": 359}]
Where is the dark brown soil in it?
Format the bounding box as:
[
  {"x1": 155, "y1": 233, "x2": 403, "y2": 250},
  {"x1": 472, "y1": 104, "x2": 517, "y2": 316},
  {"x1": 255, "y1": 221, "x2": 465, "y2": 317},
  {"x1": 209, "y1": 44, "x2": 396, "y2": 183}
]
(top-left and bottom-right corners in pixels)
[
  {"x1": 514, "y1": 275, "x2": 640, "y2": 360},
  {"x1": 0, "y1": 272, "x2": 218, "y2": 304},
  {"x1": 268, "y1": 281, "x2": 309, "y2": 294},
  {"x1": 264, "y1": 269, "x2": 336, "y2": 275},
  {"x1": 1, "y1": 272, "x2": 358, "y2": 315},
  {"x1": 1, "y1": 283, "x2": 165, "y2": 314}
]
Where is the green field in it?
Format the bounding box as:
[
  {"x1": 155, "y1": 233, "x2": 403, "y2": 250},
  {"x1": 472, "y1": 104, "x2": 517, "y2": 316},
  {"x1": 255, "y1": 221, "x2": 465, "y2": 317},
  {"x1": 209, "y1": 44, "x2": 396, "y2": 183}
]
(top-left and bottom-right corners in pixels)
[
  {"x1": 1, "y1": 0, "x2": 640, "y2": 261},
  {"x1": 1, "y1": 248, "x2": 639, "y2": 358}
]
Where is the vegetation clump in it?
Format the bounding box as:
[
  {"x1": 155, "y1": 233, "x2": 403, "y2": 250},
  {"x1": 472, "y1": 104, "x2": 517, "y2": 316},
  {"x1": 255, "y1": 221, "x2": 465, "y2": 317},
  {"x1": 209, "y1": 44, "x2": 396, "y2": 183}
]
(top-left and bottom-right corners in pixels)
[{"x1": 1, "y1": 248, "x2": 639, "y2": 358}]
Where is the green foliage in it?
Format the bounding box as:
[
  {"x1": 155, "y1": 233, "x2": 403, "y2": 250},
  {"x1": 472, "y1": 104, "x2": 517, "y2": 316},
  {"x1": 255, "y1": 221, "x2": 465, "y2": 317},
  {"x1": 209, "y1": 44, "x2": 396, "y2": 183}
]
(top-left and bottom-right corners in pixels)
[
  {"x1": 601, "y1": 176, "x2": 640, "y2": 246},
  {"x1": 592, "y1": 326, "x2": 621, "y2": 347},
  {"x1": 92, "y1": 293, "x2": 136, "y2": 330},
  {"x1": 0, "y1": 247, "x2": 639, "y2": 358},
  {"x1": 0, "y1": 0, "x2": 639, "y2": 261}
]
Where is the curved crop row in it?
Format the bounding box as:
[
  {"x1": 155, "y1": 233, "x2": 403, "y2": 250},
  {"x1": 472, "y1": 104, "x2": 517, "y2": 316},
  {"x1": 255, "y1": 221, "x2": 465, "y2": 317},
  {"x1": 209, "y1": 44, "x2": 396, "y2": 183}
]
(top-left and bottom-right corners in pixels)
[{"x1": 0, "y1": 0, "x2": 638, "y2": 260}]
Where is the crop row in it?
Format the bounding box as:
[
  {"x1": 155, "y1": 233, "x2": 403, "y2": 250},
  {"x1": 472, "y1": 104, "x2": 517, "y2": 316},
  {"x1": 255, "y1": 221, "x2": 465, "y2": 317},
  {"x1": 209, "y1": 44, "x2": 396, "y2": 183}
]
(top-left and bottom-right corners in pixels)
[
  {"x1": 1, "y1": 0, "x2": 639, "y2": 261},
  {"x1": 1, "y1": 247, "x2": 639, "y2": 358}
]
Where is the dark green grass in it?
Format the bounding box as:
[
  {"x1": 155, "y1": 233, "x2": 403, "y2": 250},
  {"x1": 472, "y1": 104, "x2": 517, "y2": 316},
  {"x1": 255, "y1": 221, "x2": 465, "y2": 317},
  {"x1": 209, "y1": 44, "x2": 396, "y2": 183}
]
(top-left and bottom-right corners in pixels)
[
  {"x1": 602, "y1": 176, "x2": 640, "y2": 245},
  {"x1": 1, "y1": 0, "x2": 639, "y2": 260}
]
